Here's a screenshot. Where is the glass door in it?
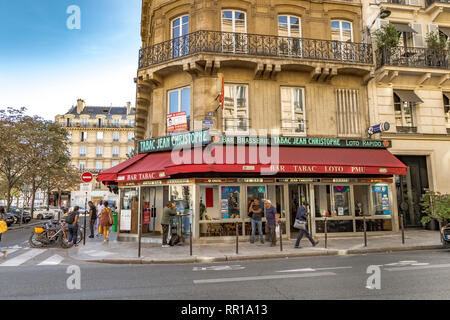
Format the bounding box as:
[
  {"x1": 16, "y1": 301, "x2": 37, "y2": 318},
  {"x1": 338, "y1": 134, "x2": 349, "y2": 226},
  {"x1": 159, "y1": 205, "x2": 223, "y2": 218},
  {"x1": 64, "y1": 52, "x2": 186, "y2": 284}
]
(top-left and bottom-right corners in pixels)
[
  {"x1": 172, "y1": 15, "x2": 189, "y2": 58},
  {"x1": 288, "y1": 184, "x2": 310, "y2": 232}
]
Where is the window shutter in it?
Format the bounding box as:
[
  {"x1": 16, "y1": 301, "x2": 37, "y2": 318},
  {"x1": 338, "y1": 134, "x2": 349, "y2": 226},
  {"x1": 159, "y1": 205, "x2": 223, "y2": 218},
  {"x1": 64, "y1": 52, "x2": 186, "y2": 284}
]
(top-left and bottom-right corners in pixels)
[{"x1": 411, "y1": 22, "x2": 424, "y2": 48}]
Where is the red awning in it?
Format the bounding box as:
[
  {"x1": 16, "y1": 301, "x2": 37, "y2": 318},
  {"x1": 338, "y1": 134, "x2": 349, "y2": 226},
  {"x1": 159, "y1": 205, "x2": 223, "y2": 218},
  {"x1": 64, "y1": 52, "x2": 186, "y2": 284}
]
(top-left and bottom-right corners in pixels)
[
  {"x1": 97, "y1": 153, "x2": 147, "y2": 183},
  {"x1": 114, "y1": 146, "x2": 407, "y2": 182},
  {"x1": 116, "y1": 152, "x2": 174, "y2": 182},
  {"x1": 165, "y1": 146, "x2": 407, "y2": 176}
]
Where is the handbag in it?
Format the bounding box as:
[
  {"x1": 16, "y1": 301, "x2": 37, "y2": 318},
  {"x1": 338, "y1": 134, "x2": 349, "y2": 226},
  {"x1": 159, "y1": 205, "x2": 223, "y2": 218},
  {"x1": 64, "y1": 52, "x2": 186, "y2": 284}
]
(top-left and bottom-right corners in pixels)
[
  {"x1": 98, "y1": 225, "x2": 103, "y2": 234},
  {"x1": 293, "y1": 219, "x2": 306, "y2": 230}
]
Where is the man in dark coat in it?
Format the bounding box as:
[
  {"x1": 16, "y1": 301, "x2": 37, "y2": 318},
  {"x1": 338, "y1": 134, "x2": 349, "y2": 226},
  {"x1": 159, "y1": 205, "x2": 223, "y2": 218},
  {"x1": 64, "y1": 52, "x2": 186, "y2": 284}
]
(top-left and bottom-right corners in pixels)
[{"x1": 295, "y1": 201, "x2": 319, "y2": 248}]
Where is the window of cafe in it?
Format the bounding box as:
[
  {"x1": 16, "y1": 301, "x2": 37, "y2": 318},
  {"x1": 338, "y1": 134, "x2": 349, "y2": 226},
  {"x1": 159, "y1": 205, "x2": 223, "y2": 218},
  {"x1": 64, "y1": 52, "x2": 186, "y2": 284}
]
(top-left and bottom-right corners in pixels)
[
  {"x1": 119, "y1": 188, "x2": 139, "y2": 234},
  {"x1": 170, "y1": 184, "x2": 193, "y2": 234},
  {"x1": 314, "y1": 183, "x2": 393, "y2": 233}
]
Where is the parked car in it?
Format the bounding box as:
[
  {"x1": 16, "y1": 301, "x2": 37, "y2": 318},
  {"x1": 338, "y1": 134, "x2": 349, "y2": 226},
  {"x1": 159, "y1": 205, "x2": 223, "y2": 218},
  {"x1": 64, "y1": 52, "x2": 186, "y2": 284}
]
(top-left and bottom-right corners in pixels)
[
  {"x1": 441, "y1": 224, "x2": 450, "y2": 248},
  {"x1": 8, "y1": 208, "x2": 31, "y2": 224},
  {"x1": 4, "y1": 213, "x2": 15, "y2": 227},
  {"x1": 32, "y1": 207, "x2": 54, "y2": 220}
]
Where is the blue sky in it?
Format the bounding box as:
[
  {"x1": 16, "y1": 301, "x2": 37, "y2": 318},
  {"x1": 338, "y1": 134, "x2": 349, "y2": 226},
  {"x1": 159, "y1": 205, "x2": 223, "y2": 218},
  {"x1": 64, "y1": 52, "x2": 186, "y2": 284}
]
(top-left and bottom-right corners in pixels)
[{"x1": 0, "y1": 0, "x2": 141, "y2": 120}]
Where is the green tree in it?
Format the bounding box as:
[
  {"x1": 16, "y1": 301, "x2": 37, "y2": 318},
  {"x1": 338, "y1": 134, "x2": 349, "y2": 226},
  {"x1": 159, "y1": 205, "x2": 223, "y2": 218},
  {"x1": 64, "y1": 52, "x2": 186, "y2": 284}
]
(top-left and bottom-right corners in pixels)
[
  {"x1": 420, "y1": 190, "x2": 450, "y2": 229},
  {"x1": 425, "y1": 31, "x2": 448, "y2": 51},
  {"x1": 374, "y1": 23, "x2": 400, "y2": 51}
]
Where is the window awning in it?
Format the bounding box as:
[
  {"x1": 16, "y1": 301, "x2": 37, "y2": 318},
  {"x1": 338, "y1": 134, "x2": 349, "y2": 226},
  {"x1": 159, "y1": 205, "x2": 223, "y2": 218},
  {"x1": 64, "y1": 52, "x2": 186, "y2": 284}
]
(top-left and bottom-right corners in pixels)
[
  {"x1": 394, "y1": 90, "x2": 424, "y2": 103},
  {"x1": 440, "y1": 27, "x2": 450, "y2": 38},
  {"x1": 392, "y1": 23, "x2": 417, "y2": 34},
  {"x1": 97, "y1": 153, "x2": 147, "y2": 183},
  {"x1": 113, "y1": 146, "x2": 407, "y2": 182}
]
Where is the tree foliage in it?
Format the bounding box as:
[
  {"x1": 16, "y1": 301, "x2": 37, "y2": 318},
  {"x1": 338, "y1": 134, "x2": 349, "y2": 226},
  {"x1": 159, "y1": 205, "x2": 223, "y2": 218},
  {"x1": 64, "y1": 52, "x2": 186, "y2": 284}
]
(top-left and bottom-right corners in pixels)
[
  {"x1": 374, "y1": 23, "x2": 400, "y2": 51},
  {"x1": 420, "y1": 190, "x2": 450, "y2": 228}
]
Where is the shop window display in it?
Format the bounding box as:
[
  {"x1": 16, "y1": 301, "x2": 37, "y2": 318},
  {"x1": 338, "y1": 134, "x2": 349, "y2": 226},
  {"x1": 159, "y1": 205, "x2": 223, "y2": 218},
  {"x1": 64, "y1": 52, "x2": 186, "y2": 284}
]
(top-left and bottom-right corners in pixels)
[
  {"x1": 314, "y1": 185, "x2": 332, "y2": 218},
  {"x1": 170, "y1": 185, "x2": 193, "y2": 234},
  {"x1": 221, "y1": 186, "x2": 241, "y2": 219},
  {"x1": 353, "y1": 185, "x2": 370, "y2": 216},
  {"x1": 333, "y1": 186, "x2": 350, "y2": 216},
  {"x1": 372, "y1": 185, "x2": 391, "y2": 216}
]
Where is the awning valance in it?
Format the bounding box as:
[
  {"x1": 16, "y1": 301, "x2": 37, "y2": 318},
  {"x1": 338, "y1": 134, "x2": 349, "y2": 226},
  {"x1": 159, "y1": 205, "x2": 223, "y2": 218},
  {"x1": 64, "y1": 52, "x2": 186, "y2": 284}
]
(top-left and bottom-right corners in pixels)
[
  {"x1": 392, "y1": 23, "x2": 417, "y2": 34},
  {"x1": 97, "y1": 153, "x2": 147, "y2": 183},
  {"x1": 113, "y1": 146, "x2": 407, "y2": 182},
  {"x1": 440, "y1": 27, "x2": 450, "y2": 38},
  {"x1": 394, "y1": 90, "x2": 424, "y2": 103}
]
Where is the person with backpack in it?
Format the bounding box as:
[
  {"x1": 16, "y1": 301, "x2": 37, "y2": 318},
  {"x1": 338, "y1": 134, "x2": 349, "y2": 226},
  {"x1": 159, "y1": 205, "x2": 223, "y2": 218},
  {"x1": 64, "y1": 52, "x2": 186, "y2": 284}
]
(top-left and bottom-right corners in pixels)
[
  {"x1": 99, "y1": 202, "x2": 113, "y2": 243},
  {"x1": 161, "y1": 201, "x2": 177, "y2": 248},
  {"x1": 88, "y1": 201, "x2": 97, "y2": 239},
  {"x1": 0, "y1": 207, "x2": 8, "y2": 259},
  {"x1": 66, "y1": 206, "x2": 80, "y2": 247}
]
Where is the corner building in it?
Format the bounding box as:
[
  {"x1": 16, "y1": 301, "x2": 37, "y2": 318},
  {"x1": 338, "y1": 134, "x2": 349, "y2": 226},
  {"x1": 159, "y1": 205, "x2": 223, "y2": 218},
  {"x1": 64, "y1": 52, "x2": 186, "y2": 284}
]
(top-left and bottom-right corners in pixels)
[{"x1": 99, "y1": 0, "x2": 408, "y2": 242}]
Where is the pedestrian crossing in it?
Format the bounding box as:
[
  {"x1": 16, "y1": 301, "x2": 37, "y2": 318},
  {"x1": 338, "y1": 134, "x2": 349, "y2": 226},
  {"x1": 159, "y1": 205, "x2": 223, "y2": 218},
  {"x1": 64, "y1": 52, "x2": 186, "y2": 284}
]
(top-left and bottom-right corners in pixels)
[{"x1": 0, "y1": 247, "x2": 69, "y2": 267}]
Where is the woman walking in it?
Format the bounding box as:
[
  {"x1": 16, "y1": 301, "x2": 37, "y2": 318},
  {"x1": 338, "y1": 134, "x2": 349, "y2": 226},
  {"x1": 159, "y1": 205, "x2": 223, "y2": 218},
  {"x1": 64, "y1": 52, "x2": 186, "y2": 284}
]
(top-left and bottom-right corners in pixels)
[
  {"x1": 99, "y1": 202, "x2": 113, "y2": 243},
  {"x1": 0, "y1": 207, "x2": 8, "y2": 258}
]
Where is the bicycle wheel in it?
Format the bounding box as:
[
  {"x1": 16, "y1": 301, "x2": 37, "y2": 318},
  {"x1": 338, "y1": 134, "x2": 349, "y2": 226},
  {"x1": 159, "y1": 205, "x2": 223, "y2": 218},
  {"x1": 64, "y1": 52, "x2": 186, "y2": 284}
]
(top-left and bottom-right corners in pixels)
[
  {"x1": 29, "y1": 232, "x2": 45, "y2": 248},
  {"x1": 76, "y1": 227, "x2": 83, "y2": 244}
]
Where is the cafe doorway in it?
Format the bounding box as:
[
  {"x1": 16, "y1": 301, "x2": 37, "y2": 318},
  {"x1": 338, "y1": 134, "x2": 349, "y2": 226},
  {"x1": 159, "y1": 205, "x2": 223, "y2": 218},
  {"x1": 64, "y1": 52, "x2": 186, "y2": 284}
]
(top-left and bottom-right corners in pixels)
[{"x1": 288, "y1": 184, "x2": 311, "y2": 232}]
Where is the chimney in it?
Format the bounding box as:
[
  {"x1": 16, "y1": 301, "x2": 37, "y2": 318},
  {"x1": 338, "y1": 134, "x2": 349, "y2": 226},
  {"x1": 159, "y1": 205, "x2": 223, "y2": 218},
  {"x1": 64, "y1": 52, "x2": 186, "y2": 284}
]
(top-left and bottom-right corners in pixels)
[
  {"x1": 76, "y1": 99, "x2": 85, "y2": 114},
  {"x1": 126, "y1": 101, "x2": 132, "y2": 115}
]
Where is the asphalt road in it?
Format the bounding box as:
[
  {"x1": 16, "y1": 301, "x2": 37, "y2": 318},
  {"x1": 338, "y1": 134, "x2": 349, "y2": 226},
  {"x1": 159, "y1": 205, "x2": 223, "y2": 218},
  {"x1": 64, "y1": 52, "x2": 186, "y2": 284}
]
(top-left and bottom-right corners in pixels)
[{"x1": 0, "y1": 235, "x2": 449, "y2": 300}]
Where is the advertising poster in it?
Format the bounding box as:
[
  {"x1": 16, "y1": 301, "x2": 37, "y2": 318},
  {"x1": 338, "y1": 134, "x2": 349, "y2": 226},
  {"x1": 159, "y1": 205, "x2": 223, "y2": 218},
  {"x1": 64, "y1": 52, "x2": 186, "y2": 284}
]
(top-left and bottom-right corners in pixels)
[
  {"x1": 221, "y1": 186, "x2": 240, "y2": 219},
  {"x1": 167, "y1": 111, "x2": 188, "y2": 133},
  {"x1": 372, "y1": 185, "x2": 390, "y2": 215}
]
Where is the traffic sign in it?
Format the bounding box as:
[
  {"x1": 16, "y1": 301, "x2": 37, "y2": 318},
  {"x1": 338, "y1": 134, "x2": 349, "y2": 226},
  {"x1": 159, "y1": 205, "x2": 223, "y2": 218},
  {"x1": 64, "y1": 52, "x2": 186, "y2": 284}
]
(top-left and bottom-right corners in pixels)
[{"x1": 81, "y1": 172, "x2": 93, "y2": 183}]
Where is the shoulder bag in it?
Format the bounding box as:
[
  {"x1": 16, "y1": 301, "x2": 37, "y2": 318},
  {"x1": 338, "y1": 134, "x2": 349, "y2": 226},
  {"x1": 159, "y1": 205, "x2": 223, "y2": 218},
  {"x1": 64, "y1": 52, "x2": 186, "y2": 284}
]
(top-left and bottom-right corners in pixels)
[{"x1": 293, "y1": 219, "x2": 306, "y2": 230}]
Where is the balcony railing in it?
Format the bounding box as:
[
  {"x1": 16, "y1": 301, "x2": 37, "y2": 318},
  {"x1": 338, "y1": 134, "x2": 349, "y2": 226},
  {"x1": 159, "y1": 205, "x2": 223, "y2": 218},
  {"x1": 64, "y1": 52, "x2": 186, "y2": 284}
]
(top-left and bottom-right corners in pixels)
[
  {"x1": 376, "y1": 46, "x2": 450, "y2": 69},
  {"x1": 281, "y1": 119, "x2": 306, "y2": 135},
  {"x1": 62, "y1": 122, "x2": 134, "y2": 129},
  {"x1": 426, "y1": 0, "x2": 450, "y2": 6},
  {"x1": 139, "y1": 30, "x2": 373, "y2": 69},
  {"x1": 223, "y1": 117, "x2": 250, "y2": 133}
]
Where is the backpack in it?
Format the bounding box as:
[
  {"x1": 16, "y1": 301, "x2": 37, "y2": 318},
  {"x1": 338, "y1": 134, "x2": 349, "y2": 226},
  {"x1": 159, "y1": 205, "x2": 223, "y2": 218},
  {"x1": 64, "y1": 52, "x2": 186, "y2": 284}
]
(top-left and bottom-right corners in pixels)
[
  {"x1": 169, "y1": 234, "x2": 181, "y2": 246},
  {"x1": 65, "y1": 211, "x2": 76, "y2": 224},
  {"x1": 0, "y1": 220, "x2": 7, "y2": 234}
]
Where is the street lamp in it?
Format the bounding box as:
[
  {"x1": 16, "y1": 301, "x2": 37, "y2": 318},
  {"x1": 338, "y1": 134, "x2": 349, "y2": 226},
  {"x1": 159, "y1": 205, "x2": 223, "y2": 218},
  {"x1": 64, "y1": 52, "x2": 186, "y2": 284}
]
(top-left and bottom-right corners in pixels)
[{"x1": 367, "y1": 9, "x2": 391, "y2": 38}]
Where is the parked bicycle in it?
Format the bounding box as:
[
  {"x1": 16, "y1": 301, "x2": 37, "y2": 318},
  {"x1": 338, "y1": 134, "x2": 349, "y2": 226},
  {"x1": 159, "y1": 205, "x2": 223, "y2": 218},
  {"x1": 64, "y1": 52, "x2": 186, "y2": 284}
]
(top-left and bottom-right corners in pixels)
[{"x1": 29, "y1": 220, "x2": 70, "y2": 248}]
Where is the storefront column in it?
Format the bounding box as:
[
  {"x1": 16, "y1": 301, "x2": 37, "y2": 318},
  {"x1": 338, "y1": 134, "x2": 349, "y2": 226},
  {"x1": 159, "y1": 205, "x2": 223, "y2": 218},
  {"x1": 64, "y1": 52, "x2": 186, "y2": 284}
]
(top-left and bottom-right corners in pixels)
[
  {"x1": 193, "y1": 184, "x2": 200, "y2": 240},
  {"x1": 309, "y1": 184, "x2": 316, "y2": 236},
  {"x1": 283, "y1": 184, "x2": 290, "y2": 239},
  {"x1": 391, "y1": 181, "x2": 399, "y2": 232},
  {"x1": 117, "y1": 188, "x2": 122, "y2": 234}
]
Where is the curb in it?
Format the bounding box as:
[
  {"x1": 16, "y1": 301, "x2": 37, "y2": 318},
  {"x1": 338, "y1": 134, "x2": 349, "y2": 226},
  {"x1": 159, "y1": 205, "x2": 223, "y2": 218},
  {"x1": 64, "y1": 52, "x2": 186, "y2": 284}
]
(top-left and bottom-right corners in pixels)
[
  {"x1": 79, "y1": 244, "x2": 445, "y2": 265},
  {"x1": 8, "y1": 221, "x2": 43, "y2": 231}
]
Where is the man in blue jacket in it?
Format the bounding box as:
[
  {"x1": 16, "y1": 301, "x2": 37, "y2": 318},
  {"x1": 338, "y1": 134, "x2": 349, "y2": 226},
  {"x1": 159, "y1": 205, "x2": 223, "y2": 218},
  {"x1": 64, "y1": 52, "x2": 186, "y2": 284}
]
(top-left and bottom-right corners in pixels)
[{"x1": 295, "y1": 201, "x2": 319, "y2": 248}]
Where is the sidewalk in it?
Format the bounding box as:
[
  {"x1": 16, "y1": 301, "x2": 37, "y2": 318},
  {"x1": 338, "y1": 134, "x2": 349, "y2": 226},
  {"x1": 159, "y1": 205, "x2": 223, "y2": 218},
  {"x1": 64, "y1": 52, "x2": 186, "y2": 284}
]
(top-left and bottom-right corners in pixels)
[{"x1": 68, "y1": 229, "x2": 445, "y2": 265}]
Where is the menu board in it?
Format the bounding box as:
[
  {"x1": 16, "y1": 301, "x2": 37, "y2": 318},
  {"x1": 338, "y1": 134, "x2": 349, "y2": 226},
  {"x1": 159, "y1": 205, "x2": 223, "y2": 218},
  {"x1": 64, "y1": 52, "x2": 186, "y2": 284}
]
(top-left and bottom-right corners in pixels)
[{"x1": 120, "y1": 209, "x2": 132, "y2": 231}]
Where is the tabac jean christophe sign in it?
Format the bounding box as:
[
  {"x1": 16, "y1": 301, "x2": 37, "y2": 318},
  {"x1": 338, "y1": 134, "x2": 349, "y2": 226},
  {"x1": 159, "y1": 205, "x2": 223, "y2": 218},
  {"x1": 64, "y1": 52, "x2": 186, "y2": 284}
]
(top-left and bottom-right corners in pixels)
[
  {"x1": 215, "y1": 136, "x2": 392, "y2": 149},
  {"x1": 138, "y1": 130, "x2": 211, "y2": 154}
]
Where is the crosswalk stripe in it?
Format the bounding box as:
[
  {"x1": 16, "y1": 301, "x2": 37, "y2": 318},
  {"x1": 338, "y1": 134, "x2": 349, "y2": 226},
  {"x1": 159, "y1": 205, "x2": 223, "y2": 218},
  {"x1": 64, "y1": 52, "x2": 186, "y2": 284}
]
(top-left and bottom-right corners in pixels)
[
  {"x1": 38, "y1": 254, "x2": 64, "y2": 266},
  {"x1": 0, "y1": 249, "x2": 46, "y2": 267}
]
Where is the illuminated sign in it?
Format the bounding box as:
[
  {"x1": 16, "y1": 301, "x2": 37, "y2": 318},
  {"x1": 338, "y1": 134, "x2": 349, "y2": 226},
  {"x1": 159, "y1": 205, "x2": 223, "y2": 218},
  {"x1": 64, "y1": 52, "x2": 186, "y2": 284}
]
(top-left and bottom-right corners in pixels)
[{"x1": 138, "y1": 130, "x2": 210, "y2": 154}]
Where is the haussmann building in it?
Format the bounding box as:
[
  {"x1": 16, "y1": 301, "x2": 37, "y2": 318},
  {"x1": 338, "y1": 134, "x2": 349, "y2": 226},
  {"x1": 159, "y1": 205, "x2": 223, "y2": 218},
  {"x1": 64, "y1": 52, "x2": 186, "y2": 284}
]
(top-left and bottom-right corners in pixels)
[{"x1": 98, "y1": 0, "x2": 409, "y2": 242}]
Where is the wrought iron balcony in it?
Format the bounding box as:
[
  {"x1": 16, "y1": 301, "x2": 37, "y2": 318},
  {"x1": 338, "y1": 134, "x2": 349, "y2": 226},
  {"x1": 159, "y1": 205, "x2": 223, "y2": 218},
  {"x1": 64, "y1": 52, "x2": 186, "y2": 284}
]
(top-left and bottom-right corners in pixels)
[
  {"x1": 280, "y1": 119, "x2": 306, "y2": 135},
  {"x1": 376, "y1": 46, "x2": 450, "y2": 69},
  {"x1": 139, "y1": 30, "x2": 373, "y2": 69}
]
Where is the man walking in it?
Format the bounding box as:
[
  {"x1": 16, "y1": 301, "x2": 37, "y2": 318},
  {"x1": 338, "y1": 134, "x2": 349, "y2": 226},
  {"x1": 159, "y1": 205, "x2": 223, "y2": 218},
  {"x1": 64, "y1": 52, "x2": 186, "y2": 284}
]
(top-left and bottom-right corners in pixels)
[
  {"x1": 295, "y1": 201, "x2": 319, "y2": 248},
  {"x1": 264, "y1": 200, "x2": 279, "y2": 246},
  {"x1": 249, "y1": 199, "x2": 264, "y2": 244},
  {"x1": 161, "y1": 201, "x2": 177, "y2": 248},
  {"x1": 88, "y1": 201, "x2": 97, "y2": 238}
]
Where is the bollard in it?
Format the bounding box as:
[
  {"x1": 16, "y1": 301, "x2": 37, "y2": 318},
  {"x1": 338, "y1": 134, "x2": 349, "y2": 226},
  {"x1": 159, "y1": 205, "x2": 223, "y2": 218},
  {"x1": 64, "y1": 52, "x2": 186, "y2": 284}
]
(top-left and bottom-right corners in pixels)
[
  {"x1": 279, "y1": 221, "x2": 283, "y2": 252},
  {"x1": 189, "y1": 222, "x2": 192, "y2": 254},
  {"x1": 236, "y1": 222, "x2": 239, "y2": 254},
  {"x1": 400, "y1": 213, "x2": 405, "y2": 244},
  {"x1": 324, "y1": 218, "x2": 328, "y2": 249},
  {"x1": 363, "y1": 215, "x2": 367, "y2": 247}
]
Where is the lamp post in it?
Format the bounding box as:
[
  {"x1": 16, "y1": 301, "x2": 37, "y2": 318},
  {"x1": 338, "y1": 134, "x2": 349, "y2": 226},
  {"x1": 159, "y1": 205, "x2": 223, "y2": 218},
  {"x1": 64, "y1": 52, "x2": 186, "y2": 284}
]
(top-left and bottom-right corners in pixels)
[{"x1": 367, "y1": 9, "x2": 392, "y2": 40}]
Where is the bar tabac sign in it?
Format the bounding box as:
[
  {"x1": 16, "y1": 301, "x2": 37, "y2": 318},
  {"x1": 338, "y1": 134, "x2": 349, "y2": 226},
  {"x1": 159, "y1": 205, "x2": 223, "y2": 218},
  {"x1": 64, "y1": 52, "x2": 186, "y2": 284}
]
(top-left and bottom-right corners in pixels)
[
  {"x1": 138, "y1": 130, "x2": 211, "y2": 154},
  {"x1": 215, "y1": 136, "x2": 392, "y2": 149}
]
